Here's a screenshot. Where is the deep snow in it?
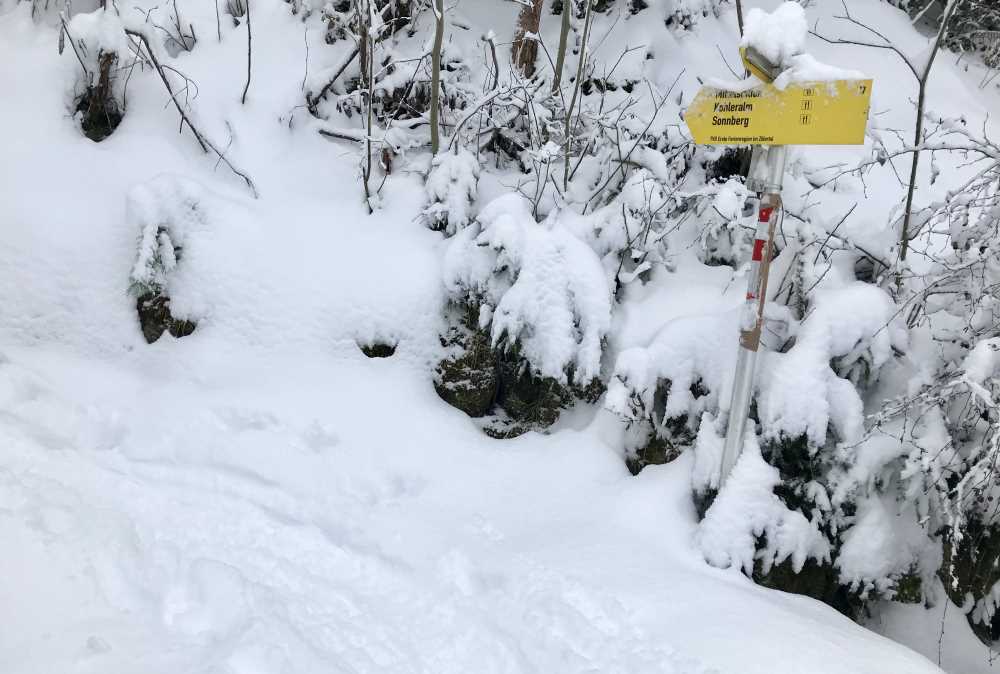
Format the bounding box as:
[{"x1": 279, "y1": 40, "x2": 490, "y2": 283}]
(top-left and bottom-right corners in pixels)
[{"x1": 2, "y1": 0, "x2": 999, "y2": 672}]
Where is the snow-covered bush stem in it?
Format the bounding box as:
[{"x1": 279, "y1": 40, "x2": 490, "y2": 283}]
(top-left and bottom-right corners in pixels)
[{"x1": 63, "y1": 7, "x2": 127, "y2": 141}]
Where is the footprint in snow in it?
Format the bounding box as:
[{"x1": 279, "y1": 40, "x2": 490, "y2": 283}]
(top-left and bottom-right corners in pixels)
[
  {"x1": 213, "y1": 407, "x2": 282, "y2": 434},
  {"x1": 300, "y1": 421, "x2": 340, "y2": 453},
  {"x1": 162, "y1": 558, "x2": 251, "y2": 642},
  {"x1": 84, "y1": 635, "x2": 111, "y2": 655}
]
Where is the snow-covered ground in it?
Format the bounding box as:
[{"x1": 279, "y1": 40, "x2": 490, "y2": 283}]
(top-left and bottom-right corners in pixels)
[
  {"x1": 2, "y1": 0, "x2": 999, "y2": 672},
  {"x1": 1, "y1": 345, "x2": 948, "y2": 674}
]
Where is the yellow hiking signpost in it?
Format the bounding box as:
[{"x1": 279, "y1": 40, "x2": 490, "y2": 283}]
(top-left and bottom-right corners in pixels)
[
  {"x1": 686, "y1": 58, "x2": 874, "y2": 487},
  {"x1": 684, "y1": 79, "x2": 873, "y2": 145}
]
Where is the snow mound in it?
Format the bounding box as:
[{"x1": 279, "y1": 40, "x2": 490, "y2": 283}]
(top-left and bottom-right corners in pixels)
[{"x1": 606, "y1": 311, "x2": 736, "y2": 426}]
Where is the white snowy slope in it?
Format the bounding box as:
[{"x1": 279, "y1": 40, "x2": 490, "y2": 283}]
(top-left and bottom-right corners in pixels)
[{"x1": 0, "y1": 0, "x2": 993, "y2": 672}]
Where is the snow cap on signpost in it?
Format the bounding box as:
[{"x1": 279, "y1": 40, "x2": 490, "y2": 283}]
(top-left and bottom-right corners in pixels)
[{"x1": 739, "y1": 2, "x2": 808, "y2": 82}]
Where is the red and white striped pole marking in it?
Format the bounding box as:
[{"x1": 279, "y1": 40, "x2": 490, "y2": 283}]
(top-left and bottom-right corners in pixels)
[
  {"x1": 719, "y1": 146, "x2": 787, "y2": 485},
  {"x1": 738, "y1": 195, "x2": 780, "y2": 348}
]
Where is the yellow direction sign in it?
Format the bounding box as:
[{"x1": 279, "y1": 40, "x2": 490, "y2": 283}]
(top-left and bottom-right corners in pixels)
[{"x1": 684, "y1": 79, "x2": 873, "y2": 145}]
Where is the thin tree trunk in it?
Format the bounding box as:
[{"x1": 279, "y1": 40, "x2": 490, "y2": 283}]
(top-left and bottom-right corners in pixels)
[
  {"x1": 898, "y1": 0, "x2": 964, "y2": 283},
  {"x1": 361, "y1": 0, "x2": 374, "y2": 212},
  {"x1": 513, "y1": 0, "x2": 545, "y2": 76},
  {"x1": 563, "y1": 0, "x2": 594, "y2": 191},
  {"x1": 899, "y1": 80, "x2": 925, "y2": 270},
  {"x1": 552, "y1": 0, "x2": 572, "y2": 92},
  {"x1": 430, "y1": 0, "x2": 444, "y2": 154},
  {"x1": 357, "y1": 0, "x2": 369, "y2": 88}
]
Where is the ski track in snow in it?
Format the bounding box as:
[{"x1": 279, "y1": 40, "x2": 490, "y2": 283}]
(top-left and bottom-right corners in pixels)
[{"x1": 1, "y1": 0, "x2": 987, "y2": 671}]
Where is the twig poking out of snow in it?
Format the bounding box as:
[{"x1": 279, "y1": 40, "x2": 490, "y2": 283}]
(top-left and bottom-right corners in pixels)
[
  {"x1": 443, "y1": 194, "x2": 612, "y2": 384},
  {"x1": 124, "y1": 27, "x2": 259, "y2": 198}
]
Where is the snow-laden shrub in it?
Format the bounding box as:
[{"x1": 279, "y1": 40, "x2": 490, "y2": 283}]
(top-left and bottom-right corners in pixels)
[
  {"x1": 858, "y1": 335, "x2": 1000, "y2": 632},
  {"x1": 608, "y1": 260, "x2": 905, "y2": 475},
  {"x1": 127, "y1": 175, "x2": 206, "y2": 343},
  {"x1": 128, "y1": 176, "x2": 207, "y2": 298},
  {"x1": 935, "y1": 339, "x2": 1000, "y2": 635},
  {"x1": 423, "y1": 150, "x2": 480, "y2": 235},
  {"x1": 758, "y1": 281, "x2": 907, "y2": 449},
  {"x1": 734, "y1": 282, "x2": 906, "y2": 592},
  {"x1": 697, "y1": 426, "x2": 832, "y2": 576},
  {"x1": 566, "y1": 153, "x2": 743, "y2": 288},
  {"x1": 605, "y1": 308, "x2": 745, "y2": 470},
  {"x1": 763, "y1": 237, "x2": 989, "y2": 603},
  {"x1": 835, "y1": 494, "x2": 934, "y2": 599},
  {"x1": 64, "y1": 7, "x2": 128, "y2": 140},
  {"x1": 735, "y1": 118, "x2": 1000, "y2": 617},
  {"x1": 564, "y1": 169, "x2": 678, "y2": 290},
  {"x1": 607, "y1": 312, "x2": 733, "y2": 437},
  {"x1": 690, "y1": 178, "x2": 752, "y2": 267},
  {"x1": 697, "y1": 274, "x2": 922, "y2": 606},
  {"x1": 443, "y1": 194, "x2": 612, "y2": 385},
  {"x1": 612, "y1": 260, "x2": 911, "y2": 605}
]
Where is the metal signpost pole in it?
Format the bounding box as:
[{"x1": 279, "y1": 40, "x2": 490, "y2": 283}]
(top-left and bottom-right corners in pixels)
[{"x1": 718, "y1": 144, "x2": 787, "y2": 484}]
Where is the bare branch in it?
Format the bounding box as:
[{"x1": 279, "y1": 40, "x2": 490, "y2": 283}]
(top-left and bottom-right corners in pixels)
[
  {"x1": 126, "y1": 28, "x2": 258, "y2": 197},
  {"x1": 241, "y1": 0, "x2": 251, "y2": 104}
]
